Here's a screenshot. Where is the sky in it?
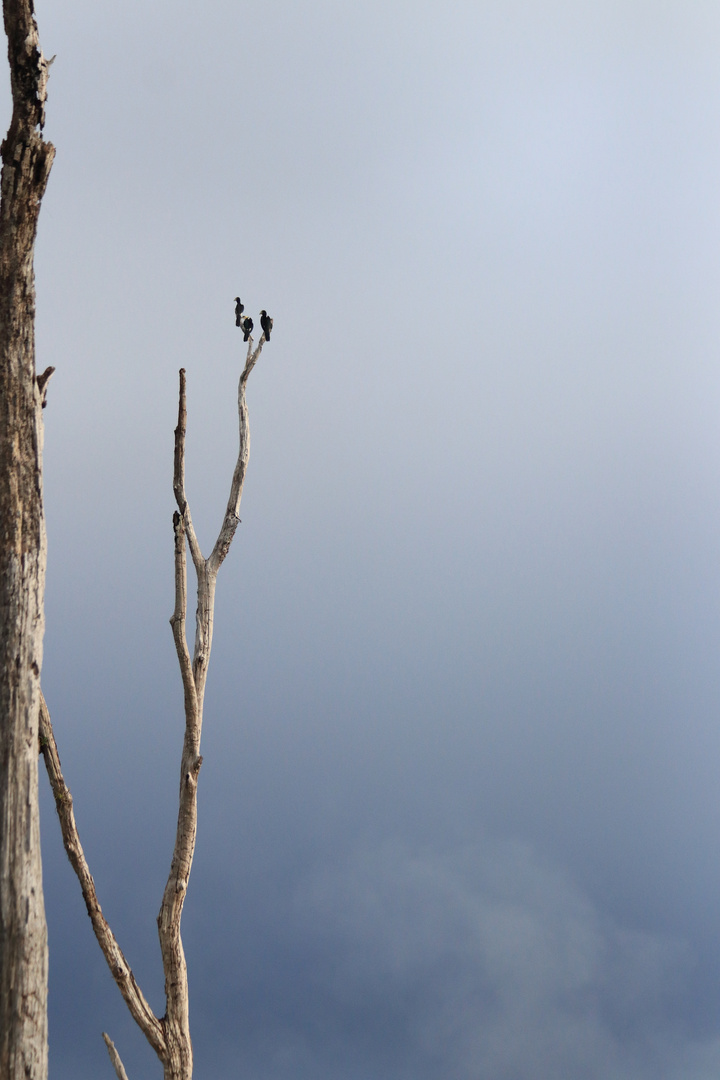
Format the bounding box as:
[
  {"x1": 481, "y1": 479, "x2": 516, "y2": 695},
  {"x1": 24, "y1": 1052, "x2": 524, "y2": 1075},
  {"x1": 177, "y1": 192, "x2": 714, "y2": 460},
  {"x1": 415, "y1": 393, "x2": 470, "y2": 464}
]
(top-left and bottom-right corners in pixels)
[{"x1": 8, "y1": 0, "x2": 720, "y2": 1076}]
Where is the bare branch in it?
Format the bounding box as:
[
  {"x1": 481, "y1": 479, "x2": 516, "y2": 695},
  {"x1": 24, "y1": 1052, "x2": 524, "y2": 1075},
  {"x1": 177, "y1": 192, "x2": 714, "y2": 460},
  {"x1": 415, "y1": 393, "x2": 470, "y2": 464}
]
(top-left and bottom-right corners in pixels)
[
  {"x1": 243, "y1": 332, "x2": 266, "y2": 383},
  {"x1": 156, "y1": 345, "x2": 265, "y2": 1074},
  {"x1": 36, "y1": 364, "x2": 54, "y2": 408},
  {"x1": 173, "y1": 368, "x2": 203, "y2": 572},
  {"x1": 47, "y1": 347, "x2": 268, "y2": 1079},
  {"x1": 102, "y1": 1033, "x2": 130, "y2": 1080},
  {"x1": 156, "y1": 738, "x2": 200, "y2": 1077},
  {"x1": 170, "y1": 510, "x2": 198, "y2": 727},
  {"x1": 208, "y1": 336, "x2": 265, "y2": 574},
  {"x1": 160, "y1": 504, "x2": 203, "y2": 1070},
  {"x1": 38, "y1": 693, "x2": 166, "y2": 1061}
]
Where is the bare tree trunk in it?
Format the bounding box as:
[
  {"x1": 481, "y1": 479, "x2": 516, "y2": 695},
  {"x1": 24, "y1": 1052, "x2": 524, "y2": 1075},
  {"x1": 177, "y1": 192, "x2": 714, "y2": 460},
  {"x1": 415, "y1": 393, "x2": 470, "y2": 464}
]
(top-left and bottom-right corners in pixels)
[
  {"x1": 0, "y1": 0, "x2": 54, "y2": 1077},
  {"x1": 40, "y1": 329, "x2": 268, "y2": 1079}
]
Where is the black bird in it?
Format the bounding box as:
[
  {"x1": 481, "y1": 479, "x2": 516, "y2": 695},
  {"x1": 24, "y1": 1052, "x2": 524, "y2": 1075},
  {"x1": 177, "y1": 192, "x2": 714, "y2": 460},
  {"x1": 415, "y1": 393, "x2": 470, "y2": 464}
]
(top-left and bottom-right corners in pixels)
[
  {"x1": 260, "y1": 310, "x2": 273, "y2": 341},
  {"x1": 241, "y1": 316, "x2": 253, "y2": 341},
  {"x1": 234, "y1": 297, "x2": 244, "y2": 326}
]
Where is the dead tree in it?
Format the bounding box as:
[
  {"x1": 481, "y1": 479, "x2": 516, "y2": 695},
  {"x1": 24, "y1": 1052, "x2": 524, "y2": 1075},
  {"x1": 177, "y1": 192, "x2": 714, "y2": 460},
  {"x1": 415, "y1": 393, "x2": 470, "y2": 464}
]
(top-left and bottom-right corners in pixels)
[
  {"x1": 0, "y1": 0, "x2": 55, "y2": 1076},
  {"x1": 40, "y1": 325, "x2": 270, "y2": 1080}
]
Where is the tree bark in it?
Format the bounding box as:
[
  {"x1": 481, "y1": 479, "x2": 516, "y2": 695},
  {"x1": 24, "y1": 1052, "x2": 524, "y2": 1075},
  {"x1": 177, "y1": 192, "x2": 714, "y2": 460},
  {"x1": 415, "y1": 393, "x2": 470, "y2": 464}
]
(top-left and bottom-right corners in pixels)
[{"x1": 0, "y1": 1, "x2": 54, "y2": 1077}]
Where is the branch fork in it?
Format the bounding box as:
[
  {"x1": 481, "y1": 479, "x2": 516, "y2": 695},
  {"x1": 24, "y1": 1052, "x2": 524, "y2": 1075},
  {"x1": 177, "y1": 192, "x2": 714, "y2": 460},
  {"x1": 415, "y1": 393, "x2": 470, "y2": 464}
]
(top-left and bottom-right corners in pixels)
[{"x1": 39, "y1": 330, "x2": 267, "y2": 1079}]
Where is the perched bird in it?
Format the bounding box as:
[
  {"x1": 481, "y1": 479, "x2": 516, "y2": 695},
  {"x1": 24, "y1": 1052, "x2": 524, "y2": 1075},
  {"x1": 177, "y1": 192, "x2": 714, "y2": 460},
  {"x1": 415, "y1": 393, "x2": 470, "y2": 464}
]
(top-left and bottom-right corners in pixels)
[
  {"x1": 260, "y1": 309, "x2": 273, "y2": 341},
  {"x1": 234, "y1": 297, "x2": 244, "y2": 326},
  {"x1": 241, "y1": 316, "x2": 253, "y2": 341}
]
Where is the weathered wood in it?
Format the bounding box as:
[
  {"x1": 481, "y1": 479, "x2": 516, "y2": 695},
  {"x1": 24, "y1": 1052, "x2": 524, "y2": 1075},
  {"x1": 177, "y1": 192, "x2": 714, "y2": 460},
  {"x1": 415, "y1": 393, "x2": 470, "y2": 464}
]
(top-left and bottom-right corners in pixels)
[
  {"x1": 159, "y1": 336, "x2": 265, "y2": 1079},
  {"x1": 0, "y1": 1, "x2": 54, "y2": 1076},
  {"x1": 38, "y1": 694, "x2": 166, "y2": 1059},
  {"x1": 39, "y1": 330, "x2": 268, "y2": 1079},
  {"x1": 102, "y1": 1032, "x2": 130, "y2": 1080}
]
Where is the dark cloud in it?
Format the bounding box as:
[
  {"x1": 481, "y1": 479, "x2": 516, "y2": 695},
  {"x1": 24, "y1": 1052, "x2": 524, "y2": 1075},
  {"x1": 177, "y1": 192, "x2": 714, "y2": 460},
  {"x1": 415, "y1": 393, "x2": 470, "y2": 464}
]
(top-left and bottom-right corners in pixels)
[{"x1": 182, "y1": 840, "x2": 714, "y2": 1079}]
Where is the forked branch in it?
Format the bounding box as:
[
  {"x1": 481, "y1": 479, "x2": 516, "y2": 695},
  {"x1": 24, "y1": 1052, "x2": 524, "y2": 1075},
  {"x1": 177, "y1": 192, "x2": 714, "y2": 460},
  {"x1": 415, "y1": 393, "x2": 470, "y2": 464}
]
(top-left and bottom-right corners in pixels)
[
  {"x1": 158, "y1": 333, "x2": 265, "y2": 1076},
  {"x1": 40, "y1": 322, "x2": 269, "y2": 1080}
]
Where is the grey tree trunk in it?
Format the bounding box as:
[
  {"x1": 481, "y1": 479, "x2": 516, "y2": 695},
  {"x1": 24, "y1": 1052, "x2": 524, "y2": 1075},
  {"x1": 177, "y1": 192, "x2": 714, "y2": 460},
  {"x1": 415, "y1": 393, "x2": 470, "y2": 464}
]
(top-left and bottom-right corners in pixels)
[{"x1": 0, "y1": 0, "x2": 54, "y2": 1077}]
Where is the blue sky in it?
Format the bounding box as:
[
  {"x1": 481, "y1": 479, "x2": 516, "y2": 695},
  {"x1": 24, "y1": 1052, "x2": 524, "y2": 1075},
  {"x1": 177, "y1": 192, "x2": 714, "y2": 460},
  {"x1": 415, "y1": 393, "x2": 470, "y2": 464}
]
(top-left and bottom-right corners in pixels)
[{"x1": 12, "y1": 1, "x2": 720, "y2": 1076}]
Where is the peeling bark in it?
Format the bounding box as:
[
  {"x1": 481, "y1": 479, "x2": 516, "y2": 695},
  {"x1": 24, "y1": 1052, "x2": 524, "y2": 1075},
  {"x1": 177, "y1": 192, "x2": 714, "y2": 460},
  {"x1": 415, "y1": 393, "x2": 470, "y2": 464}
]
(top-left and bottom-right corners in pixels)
[{"x1": 0, "y1": 1, "x2": 54, "y2": 1077}]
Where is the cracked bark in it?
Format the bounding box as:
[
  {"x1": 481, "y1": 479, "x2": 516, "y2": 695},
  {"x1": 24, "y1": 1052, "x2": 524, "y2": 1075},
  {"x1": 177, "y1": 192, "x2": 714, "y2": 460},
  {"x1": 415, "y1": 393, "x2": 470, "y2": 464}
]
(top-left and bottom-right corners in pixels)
[{"x1": 0, "y1": 1, "x2": 54, "y2": 1077}]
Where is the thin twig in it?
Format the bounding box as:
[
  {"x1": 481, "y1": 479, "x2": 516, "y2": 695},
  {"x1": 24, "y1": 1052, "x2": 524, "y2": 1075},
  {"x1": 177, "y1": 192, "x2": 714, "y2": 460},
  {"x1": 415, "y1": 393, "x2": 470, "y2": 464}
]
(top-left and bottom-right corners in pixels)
[
  {"x1": 38, "y1": 693, "x2": 166, "y2": 1060},
  {"x1": 102, "y1": 1032, "x2": 130, "y2": 1080}
]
